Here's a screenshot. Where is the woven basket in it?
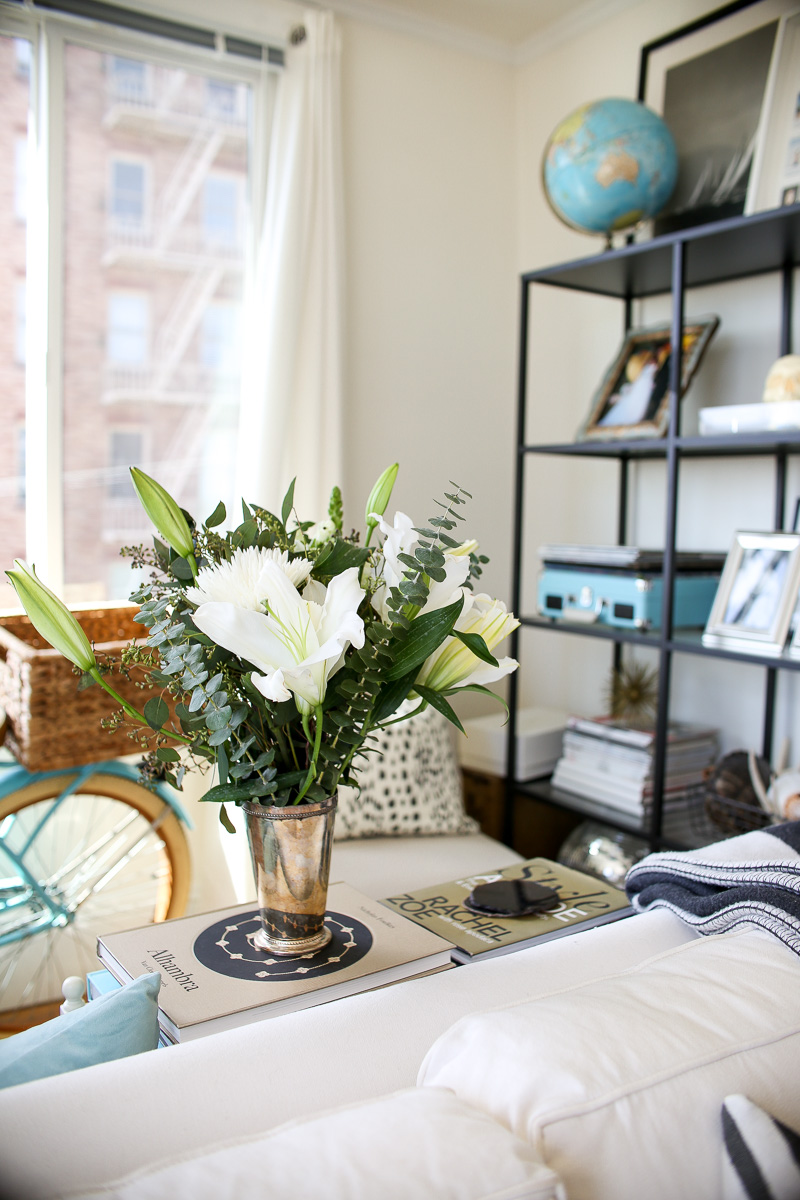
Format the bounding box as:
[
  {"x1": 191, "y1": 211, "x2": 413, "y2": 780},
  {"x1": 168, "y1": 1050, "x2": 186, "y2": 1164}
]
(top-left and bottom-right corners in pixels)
[{"x1": 0, "y1": 603, "x2": 154, "y2": 772}]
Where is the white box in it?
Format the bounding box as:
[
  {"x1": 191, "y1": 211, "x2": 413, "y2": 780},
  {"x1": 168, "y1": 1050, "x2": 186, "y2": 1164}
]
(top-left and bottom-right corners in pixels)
[
  {"x1": 458, "y1": 706, "x2": 567, "y2": 780},
  {"x1": 698, "y1": 401, "x2": 800, "y2": 435}
]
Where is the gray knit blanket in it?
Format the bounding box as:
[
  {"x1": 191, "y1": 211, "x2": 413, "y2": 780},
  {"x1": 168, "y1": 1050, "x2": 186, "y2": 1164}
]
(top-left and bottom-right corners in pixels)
[{"x1": 625, "y1": 821, "x2": 800, "y2": 955}]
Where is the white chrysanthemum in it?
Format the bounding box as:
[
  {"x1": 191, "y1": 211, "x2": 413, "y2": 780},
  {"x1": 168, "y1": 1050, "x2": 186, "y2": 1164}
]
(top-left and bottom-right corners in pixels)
[{"x1": 186, "y1": 547, "x2": 312, "y2": 611}]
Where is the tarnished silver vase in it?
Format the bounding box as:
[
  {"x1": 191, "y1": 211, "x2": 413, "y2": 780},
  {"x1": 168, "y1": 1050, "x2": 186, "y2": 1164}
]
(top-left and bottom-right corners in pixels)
[{"x1": 242, "y1": 796, "x2": 337, "y2": 957}]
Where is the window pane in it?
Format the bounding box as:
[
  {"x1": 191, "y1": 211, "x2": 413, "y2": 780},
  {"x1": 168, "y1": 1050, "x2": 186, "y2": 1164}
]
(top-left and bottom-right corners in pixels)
[
  {"x1": 110, "y1": 158, "x2": 146, "y2": 225},
  {"x1": 62, "y1": 44, "x2": 251, "y2": 600},
  {"x1": 0, "y1": 36, "x2": 30, "y2": 606}
]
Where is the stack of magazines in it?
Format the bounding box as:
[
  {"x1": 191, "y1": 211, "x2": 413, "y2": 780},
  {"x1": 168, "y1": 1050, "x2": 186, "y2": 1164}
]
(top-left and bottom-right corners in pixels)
[{"x1": 551, "y1": 715, "x2": 719, "y2": 818}]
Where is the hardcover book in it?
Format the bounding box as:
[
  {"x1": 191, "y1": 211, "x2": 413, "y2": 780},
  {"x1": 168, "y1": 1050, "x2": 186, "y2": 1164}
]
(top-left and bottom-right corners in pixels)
[
  {"x1": 382, "y1": 858, "x2": 632, "y2": 963},
  {"x1": 96, "y1": 882, "x2": 454, "y2": 1043}
]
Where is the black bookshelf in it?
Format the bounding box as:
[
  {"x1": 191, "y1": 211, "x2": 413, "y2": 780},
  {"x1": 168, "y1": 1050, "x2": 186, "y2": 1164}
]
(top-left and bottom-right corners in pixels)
[{"x1": 505, "y1": 204, "x2": 800, "y2": 852}]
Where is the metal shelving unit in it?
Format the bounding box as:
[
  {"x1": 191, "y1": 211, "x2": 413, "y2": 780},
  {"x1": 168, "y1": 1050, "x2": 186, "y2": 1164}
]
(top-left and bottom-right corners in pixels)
[{"x1": 505, "y1": 204, "x2": 800, "y2": 852}]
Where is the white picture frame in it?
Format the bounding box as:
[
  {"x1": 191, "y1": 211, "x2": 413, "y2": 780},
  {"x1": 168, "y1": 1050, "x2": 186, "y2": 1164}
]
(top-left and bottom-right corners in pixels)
[
  {"x1": 702, "y1": 530, "x2": 800, "y2": 655},
  {"x1": 746, "y1": 9, "x2": 800, "y2": 213}
]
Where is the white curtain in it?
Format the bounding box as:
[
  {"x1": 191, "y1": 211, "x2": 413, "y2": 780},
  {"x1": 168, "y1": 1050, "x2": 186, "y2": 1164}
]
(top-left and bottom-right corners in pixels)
[{"x1": 237, "y1": 10, "x2": 345, "y2": 522}]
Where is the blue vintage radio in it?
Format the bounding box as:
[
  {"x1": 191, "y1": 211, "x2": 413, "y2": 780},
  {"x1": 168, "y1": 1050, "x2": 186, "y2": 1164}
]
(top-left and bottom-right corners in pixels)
[{"x1": 536, "y1": 547, "x2": 724, "y2": 632}]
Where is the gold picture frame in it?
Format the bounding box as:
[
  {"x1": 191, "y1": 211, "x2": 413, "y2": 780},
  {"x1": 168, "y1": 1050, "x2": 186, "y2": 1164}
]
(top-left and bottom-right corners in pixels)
[{"x1": 576, "y1": 316, "x2": 719, "y2": 442}]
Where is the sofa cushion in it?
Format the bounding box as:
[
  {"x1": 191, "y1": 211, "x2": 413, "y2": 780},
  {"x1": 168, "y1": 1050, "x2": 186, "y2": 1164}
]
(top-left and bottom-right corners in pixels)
[
  {"x1": 418, "y1": 930, "x2": 800, "y2": 1200},
  {"x1": 0, "y1": 972, "x2": 160, "y2": 1090},
  {"x1": 336, "y1": 708, "x2": 478, "y2": 838},
  {"x1": 721, "y1": 1094, "x2": 800, "y2": 1200},
  {"x1": 69, "y1": 1087, "x2": 565, "y2": 1200}
]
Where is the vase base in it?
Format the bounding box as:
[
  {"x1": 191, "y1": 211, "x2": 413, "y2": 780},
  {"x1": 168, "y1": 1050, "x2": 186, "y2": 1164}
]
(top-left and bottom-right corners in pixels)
[{"x1": 252, "y1": 924, "x2": 332, "y2": 957}]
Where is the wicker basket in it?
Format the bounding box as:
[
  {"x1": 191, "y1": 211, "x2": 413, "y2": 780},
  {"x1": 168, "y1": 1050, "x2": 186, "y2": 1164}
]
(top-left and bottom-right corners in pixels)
[{"x1": 0, "y1": 603, "x2": 153, "y2": 772}]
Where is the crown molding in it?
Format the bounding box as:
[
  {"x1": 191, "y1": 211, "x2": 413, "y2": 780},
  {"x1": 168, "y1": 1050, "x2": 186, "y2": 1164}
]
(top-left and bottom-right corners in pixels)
[
  {"x1": 314, "y1": 0, "x2": 518, "y2": 62},
  {"x1": 512, "y1": 0, "x2": 642, "y2": 65},
  {"x1": 294, "y1": 0, "x2": 642, "y2": 65}
]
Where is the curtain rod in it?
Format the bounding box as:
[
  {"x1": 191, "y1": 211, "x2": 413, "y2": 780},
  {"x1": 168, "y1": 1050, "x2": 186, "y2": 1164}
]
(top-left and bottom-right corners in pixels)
[{"x1": 11, "y1": 0, "x2": 285, "y2": 64}]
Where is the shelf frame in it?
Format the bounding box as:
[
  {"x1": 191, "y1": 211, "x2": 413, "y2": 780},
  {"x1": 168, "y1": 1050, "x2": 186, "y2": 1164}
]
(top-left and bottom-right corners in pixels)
[{"x1": 506, "y1": 205, "x2": 800, "y2": 851}]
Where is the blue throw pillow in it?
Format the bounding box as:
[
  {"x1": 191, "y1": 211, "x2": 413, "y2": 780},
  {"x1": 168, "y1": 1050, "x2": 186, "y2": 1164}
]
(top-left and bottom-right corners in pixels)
[{"x1": 0, "y1": 972, "x2": 161, "y2": 1090}]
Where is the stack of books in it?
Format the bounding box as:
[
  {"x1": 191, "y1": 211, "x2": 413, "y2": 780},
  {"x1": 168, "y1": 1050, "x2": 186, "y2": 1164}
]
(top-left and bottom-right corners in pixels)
[
  {"x1": 97, "y1": 882, "x2": 454, "y2": 1044},
  {"x1": 551, "y1": 715, "x2": 719, "y2": 819}
]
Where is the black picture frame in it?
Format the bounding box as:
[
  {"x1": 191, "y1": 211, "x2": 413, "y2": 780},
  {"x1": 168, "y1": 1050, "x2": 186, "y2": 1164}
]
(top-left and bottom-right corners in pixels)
[{"x1": 638, "y1": 1, "x2": 797, "y2": 235}]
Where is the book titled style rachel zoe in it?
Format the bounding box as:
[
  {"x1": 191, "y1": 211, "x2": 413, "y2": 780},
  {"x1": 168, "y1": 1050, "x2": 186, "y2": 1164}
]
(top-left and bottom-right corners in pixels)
[
  {"x1": 97, "y1": 882, "x2": 454, "y2": 1043},
  {"x1": 382, "y1": 858, "x2": 632, "y2": 963}
]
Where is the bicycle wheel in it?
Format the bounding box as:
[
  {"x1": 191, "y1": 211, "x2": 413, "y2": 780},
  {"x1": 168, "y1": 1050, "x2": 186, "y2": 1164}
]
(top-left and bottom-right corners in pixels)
[{"x1": 0, "y1": 772, "x2": 190, "y2": 1019}]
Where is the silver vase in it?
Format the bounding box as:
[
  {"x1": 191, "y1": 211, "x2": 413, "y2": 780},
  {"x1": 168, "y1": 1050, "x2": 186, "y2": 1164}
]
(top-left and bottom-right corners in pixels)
[{"x1": 242, "y1": 796, "x2": 337, "y2": 956}]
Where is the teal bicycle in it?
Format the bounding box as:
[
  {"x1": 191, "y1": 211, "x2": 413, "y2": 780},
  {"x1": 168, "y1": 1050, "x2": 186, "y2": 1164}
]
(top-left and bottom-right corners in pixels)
[{"x1": 0, "y1": 718, "x2": 191, "y2": 1023}]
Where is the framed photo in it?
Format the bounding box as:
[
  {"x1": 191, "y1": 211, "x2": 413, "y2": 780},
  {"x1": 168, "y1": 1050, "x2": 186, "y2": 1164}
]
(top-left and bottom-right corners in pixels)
[
  {"x1": 576, "y1": 316, "x2": 719, "y2": 442},
  {"x1": 638, "y1": 1, "x2": 798, "y2": 235},
  {"x1": 747, "y1": 10, "x2": 800, "y2": 213},
  {"x1": 702, "y1": 530, "x2": 800, "y2": 654}
]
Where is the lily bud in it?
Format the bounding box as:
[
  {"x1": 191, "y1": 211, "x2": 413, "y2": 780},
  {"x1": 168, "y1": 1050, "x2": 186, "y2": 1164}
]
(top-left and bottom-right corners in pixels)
[
  {"x1": 364, "y1": 463, "x2": 399, "y2": 544},
  {"x1": 6, "y1": 561, "x2": 97, "y2": 672},
  {"x1": 130, "y1": 467, "x2": 196, "y2": 572}
]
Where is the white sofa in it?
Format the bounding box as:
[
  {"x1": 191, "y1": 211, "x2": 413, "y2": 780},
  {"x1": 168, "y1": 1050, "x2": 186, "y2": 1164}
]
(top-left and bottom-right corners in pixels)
[{"x1": 1, "y1": 829, "x2": 799, "y2": 1200}]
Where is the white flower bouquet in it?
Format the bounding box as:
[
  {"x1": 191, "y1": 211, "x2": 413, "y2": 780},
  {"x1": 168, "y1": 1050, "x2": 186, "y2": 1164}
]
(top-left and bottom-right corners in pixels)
[{"x1": 8, "y1": 466, "x2": 518, "y2": 827}]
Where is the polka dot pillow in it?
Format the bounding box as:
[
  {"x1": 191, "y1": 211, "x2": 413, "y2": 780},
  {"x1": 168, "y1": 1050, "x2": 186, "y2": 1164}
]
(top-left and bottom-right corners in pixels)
[{"x1": 335, "y1": 707, "x2": 479, "y2": 839}]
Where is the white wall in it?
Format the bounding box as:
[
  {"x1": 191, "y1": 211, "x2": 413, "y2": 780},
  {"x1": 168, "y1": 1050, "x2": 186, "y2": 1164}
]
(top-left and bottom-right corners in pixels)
[
  {"x1": 123, "y1": 0, "x2": 798, "y2": 765},
  {"x1": 338, "y1": 17, "x2": 516, "y2": 616},
  {"x1": 513, "y1": 0, "x2": 800, "y2": 760}
]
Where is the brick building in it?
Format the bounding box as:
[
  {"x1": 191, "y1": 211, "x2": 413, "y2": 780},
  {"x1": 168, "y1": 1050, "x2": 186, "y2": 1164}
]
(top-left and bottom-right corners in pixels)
[{"x1": 0, "y1": 35, "x2": 249, "y2": 604}]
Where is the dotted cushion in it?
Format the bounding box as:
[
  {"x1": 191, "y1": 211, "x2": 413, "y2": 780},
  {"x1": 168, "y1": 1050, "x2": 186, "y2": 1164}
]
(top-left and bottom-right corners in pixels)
[{"x1": 335, "y1": 708, "x2": 478, "y2": 839}]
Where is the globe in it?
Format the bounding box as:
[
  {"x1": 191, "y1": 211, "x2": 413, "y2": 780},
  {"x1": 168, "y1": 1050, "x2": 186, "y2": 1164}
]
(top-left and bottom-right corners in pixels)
[{"x1": 542, "y1": 97, "x2": 678, "y2": 241}]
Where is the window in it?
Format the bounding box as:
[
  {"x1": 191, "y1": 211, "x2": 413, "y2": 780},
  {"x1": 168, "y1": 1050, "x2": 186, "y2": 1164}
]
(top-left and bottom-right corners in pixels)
[
  {"x1": 14, "y1": 136, "x2": 26, "y2": 221},
  {"x1": 0, "y1": 12, "x2": 273, "y2": 604},
  {"x1": 0, "y1": 34, "x2": 29, "y2": 601},
  {"x1": 203, "y1": 175, "x2": 239, "y2": 246},
  {"x1": 110, "y1": 158, "x2": 146, "y2": 227},
  {"x1": 107, "y1": 293, "x2": 149, "y2": 365},
  {"x1": 14, "y1": 37, "x2": 30, "y2": 79},
  {"x1": 108, "y1": 430, "x2": 144, "y2": 497},
  {"x1": 201, "y1": 301, "x2": 240, "y2": 371},
  {"x1": 108, "y1": 55, "x2": 148, "y2": 103},
  {"x1": 15, "y1": 281, "x2": 25, "y2": 364},
  {"x1": 206, "y1": 80, "x2": 237, "y2": 118}
]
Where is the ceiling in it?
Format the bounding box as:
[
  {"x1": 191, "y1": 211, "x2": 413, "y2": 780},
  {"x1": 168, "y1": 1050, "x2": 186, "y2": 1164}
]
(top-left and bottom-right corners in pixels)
[{"x1": 323, "y1": 0, "x2": 638, "y2": 60}]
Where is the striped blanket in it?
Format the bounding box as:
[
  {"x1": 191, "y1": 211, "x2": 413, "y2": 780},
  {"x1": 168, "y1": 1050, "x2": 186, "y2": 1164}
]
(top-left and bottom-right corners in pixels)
[{"x1": 625, "y1": 821, "x2": 800, "y2": 956}]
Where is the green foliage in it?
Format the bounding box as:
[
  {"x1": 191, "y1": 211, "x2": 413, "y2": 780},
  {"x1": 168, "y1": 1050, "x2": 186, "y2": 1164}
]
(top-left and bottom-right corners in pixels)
[{"x1": 103, "y1": 471, "x2": 515, "y2": 819}]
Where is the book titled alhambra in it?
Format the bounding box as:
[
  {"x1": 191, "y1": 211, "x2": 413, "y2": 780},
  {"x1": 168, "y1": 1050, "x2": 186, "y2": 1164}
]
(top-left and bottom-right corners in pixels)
[
  {"x1": 97, "y1": 881, "x2": 454, "y2": 1043},
  {"x1": 382, "y1": 858, "x2": 632, "y2": 963}
]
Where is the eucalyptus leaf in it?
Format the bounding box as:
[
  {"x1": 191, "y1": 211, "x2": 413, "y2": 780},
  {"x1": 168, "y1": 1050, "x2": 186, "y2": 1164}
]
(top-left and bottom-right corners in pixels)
[
  {"x1": 281, "y1": 478, "x2": 296, "y2": 527},
  {"x1": 205, "y1": 500, "x2": 226, "y2": 528},
  {"x1": 143, "y1": 696, "x2": 169, "y2": 730}
]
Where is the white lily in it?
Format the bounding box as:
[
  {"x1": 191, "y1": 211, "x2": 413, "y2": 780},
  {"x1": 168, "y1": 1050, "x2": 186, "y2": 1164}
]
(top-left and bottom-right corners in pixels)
[
  {"x1": 415, "y1": 593, "x2": 519, "y2": 693},
  {"x1": 370, "y1": 511, "x2": 474, "y2": 620},
  {"x1": 185, "y1": 547, "x2": 312, "y2": 609},
  {"x1": 192, "y1": 563, "x2": 365, "y2": 714}
]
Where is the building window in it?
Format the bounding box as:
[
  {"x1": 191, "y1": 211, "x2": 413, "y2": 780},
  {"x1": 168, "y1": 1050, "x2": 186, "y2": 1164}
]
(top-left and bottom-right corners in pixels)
[
  {"x1": 203, "y1": 175, "x2": 239, "y2": 246},
  {"x1": 15, "y1": 281, "x2": 25, "y2": 365},
  {"x1": 201, "y1": 302, "x2": 239, "y2": 371},
  {"x1": 14, "y1": 136, "x2": 26, "y2": 221},
  {"x1": 14, "y1": 38, "x2": 30, "y2": 79},
  {"x1": 108, "y1": 55, "x2": 148, "y2": 102},
  {"x1": 108, "y1": 430, "x2": 143, "y2": 497},
  {"x1": 110, "y1": 158, "x2": 146, "y2": 227},
  {"x1": 107, "y1": 293, "x2": 149, "y2": 365},
  {"x1": 206, "y1": 80, "x2": 237, "y2": 118},
  {"x1": 17, "y1": 428, "x2": 25, "y2": 505}
]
